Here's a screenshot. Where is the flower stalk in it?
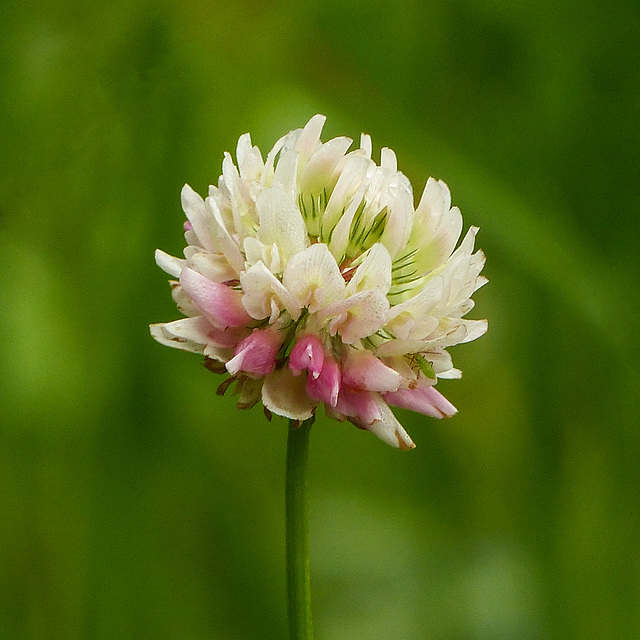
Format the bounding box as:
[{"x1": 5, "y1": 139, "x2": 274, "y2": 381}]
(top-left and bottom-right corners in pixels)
[{"x1": 286, "y1": 418, "x2": 314, "y2": 640}]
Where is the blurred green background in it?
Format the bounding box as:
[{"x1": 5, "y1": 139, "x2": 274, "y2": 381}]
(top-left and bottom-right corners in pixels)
[{"x1": 1, "y1": 0, "x2": 639, "y2": 638}]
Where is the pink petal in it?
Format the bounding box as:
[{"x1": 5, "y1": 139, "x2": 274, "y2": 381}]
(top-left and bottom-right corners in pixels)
[
  {"x1": 342, "y1": 349, "x2": 401, "y2": 393},
  {"x1": 180, "y1": 267, "x2": 251, "y2": 329},
  {"x1": 207, "y1": 325, "x2": 250, "y2": 349},
  {"x1": 289, "y1": 334, "x2": 325, "y2": 378},
  {"x1": 335, "y1": 387, "x2": 381, "y2": 424},
  {"x1": 306, "y1": 357, "x2": 341, "y2": 407},
  {"x1": 226, "y1": 328, "x2": 282, "y2": 377},
  {"x1": 383, "y1": 386, "x2": 457, "y2": 419}
]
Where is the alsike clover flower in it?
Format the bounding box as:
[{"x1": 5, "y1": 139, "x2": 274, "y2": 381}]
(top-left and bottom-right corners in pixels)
[{"x1": 151, "y1": 115, "x2": 487, "y2": 449}]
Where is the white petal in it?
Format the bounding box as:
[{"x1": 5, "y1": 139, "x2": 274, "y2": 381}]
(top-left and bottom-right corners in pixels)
[
  {"x1": 170, "y1": 283, "x2": 200, "y2": 316},
  {"x1": 453, "y1": 225, "x2": 478, "y2": 257},
  {"x1": 299, "y1": 136, "x2": 353, "y2": 195},
  {"x1": 380, "y1": 147, "x2": 397, "y2": 172},
  {"x1": 236, "y1": 132, "x2": 264, "y2": 182},
  {"x1": 261, "y1": 131, "x2": 290, "y2": 187},
  {"x1": 415, "y1": 178, "x2": 450, "y2": 235},
  {"x1": 243, "y1": 236, "x2": 282, "y2": 274},
  {"x1": 273, "y1": 148, "x2": 299, "y2": 199},
  {"x1": 321, "y1": 155, "x2": 372, "y2": 234},
  {"x1": 262, "y1": 367, "x2": 318, "y2": 420},
  {"x1": 377, "y1": 178, "x2": 414, "y2": 258},
  {"x1": 294, "y1": 114, "x2": 326, "y2": 163},
  {"x1": 240, "y1": 261, "x2": 301, "y2": 321},
  {"x1": 381, "y1": 355, "x2": 417, "y2": 385},
  {"x1": 205, "y1": 196, "x2": 245, "y2": 272},
  {"x1": 188, "y1": 251, "x2": 237, "y2": 283},
  {"x1": 360, "y1": 133, "x2": 372, "y2": 158},
  {"x1": 327, "y1": 187, "x2": 366, "y2": 262},
  {"x1": 181, "y1": 185, "x2": 213, "y2": 251},
  {"x1": 155, "y1": 249, "x2": 185, "y2": 278},
  {"x1": 386, "y1": 275, "x2": 445, "y2": 340},
  {"x1": 366, "y1": 395, "x2": 415, "y2": 450},
  {"x1": 346, "y1": 243, "x2": 392, "y2": 296},
  {"x1": 409, "y1": 178, "x2": 464, "y2": 273},
  {"x1": 456, "y1": 318, "x2": 488, "y2": 344},
  {"x1": 236, "y1": 132, "x2": 253, "y2": 168},
  {"x1": 425, "y1": 348, "x2": 454, "y2": 374},
  {"x1": 256, "y1": 187, "x2": 309, "y2": 262},
  {"x1": 203, "y1": 343, "x2": 234, "y2": 362},
  {"x1": 375, "y1": 338, "x2": 431, "y2": 358},
  {"x1": 282, "y1": 243, "x2": 346, "y2": 313},
  {"x1": 321, "y1": 289, "x2": 390, "y2": 344},
  {"x1": 150, "y1": 316, "x2": 211, "y2": 354},
  {"x1": 437, "y1": 368, "x2": 462, "y2": 379}
]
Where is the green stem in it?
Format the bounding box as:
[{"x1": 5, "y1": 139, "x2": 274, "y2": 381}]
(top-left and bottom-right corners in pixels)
[{"x1": 286, "y1": 419, "x2": 314, "y2": 640}]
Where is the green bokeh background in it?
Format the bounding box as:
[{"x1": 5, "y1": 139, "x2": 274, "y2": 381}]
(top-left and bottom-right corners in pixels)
[{"x1": 2, "y1": 1, "x2": 639, "y2": 638}]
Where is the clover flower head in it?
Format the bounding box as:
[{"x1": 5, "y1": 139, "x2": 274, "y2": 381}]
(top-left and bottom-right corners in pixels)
[{"x1": 151, "y1": 115, "x2": 487, "y2": 449}]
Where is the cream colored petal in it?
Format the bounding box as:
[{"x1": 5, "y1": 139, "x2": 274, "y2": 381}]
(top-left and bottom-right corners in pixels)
[
  {"x1": 261, "y1": 131, "x2": 290, "y2": 187},
  {"x1": 327, "y1": 187, "x2": 366, "y2": 263},
  {"x1": 282, "y1": 243, "x2": 346, "y2": 313},
  {"x1": 256, "y1": 187, "x2": 309, "y2": 262},
  {"x1": 240, "y1": 261, "x2": 301, "y2": 321},
  {"x1": 366, "y1": 395, "x2": 415, "y2": 450},
  {"x1": 377, "y1": 179, "x2": 414, "y2": 259},
  {"x1": 321, "y1": 155, "x2": 372, "y2": 234},
  {"x1": 170, "y1": 283, "x2": 200, "y2": 316},
  {"x1": 385, "y1": 311, "x2": 439, "y2": 343},
  {"x1": 380, "y1": 147, "x2": 397, "y2": 172},
  {"x1": 408, "y1": 178, "x2": 464, "y2": 273},
  {"x1": 452, "y1": 225, "x2": 478, "y2": 258},
  {"x1": 205, "y1": 196, "x2": 245, "y2": 272},
  {"x1": 181, "y1": 184, "x2": 213, "y2": 251},
  {"x1": 243, "y1": 236, "x2": 282, "y2": 274},
  {"x1": 359, "y1": 133, "x2": 372, "y2": 158},
  {"x1": 425, "y1": 348, "x2": 454, "y2": 374},
  {"x1": 155, "y1": 249, "x2": 185, "y2": 278},
  {"x1": 235, "y1": 132, "x2": 253, "y2": 169},
  {"x1": 415, "y1": 178, "x2": 451, "y2": 234},
  {"x1": 262, "y1": 367, "x2": 318, "y2": 420},
  {"x1": 236, "y1": 376, "x2": 263, "y2": 410},
  {"x1": 222, "y1": 152, "x2": 257, "y2": 239},
  {"x1": 299, "y1": 136, "x2": 353, "y2": 195},
  {"x1": 203, "y1": 343, "x2": 234, "y2": 363},
  {"x1": 273, "y1": 148, "x2": 299, "y2": 200},
  {"x1": 236, "y1": 132, "x2": 264, "y2": 182},
  {"x1": 150, "y1": 316, "x2": 211, "y2": 354},
  {"x1": 321, "y1": 289, "x2": 390, "y2": 344},
  {"x1": 346, "y1": 243, "x2": 392, "y2": 296},
  {"x1": 456, "y1": 318, "x2": 488, "y2": 344},
  {"x1": 293, "y1": 114, "x2": 326, "y2": 164},
  {"x1": 375, "y1": 338, "x2": 430, "y2": 358},
  {"x1": 380, "y1": 355, "x2": 417, "y2": 386},
  {"x1": 386, "y1": 275, "x2": 444, "y2": 339},
  {"x1": 437, "y1": 368, "x2": 462, "y2": 380},
  {"x1": 187, "y1": 251, "x2": 237, "y2": 283}
]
